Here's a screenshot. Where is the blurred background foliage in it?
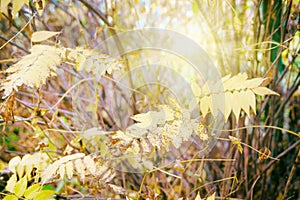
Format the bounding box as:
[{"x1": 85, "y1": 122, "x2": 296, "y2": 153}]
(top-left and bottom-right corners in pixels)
[{"x1": 0, "y1": 0, "x2": 300, "y2": 199}]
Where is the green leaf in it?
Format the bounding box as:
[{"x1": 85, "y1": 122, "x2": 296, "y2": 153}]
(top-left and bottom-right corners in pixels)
[
  {"x1": 24, "y1": 183, "x2": 41, "y2": 199},
  {"x1": 14, "y1": 176, "x2": 27, "y2": 197},
  {"x1": 33, "y1": 190, "x2": 56, "y2": 200},
  {"x1": 31, "y1": 31, "x2": 61, "y2": 43},
  {"x1": 3, "y1": 195, "x2": 18, "y2": 200}
]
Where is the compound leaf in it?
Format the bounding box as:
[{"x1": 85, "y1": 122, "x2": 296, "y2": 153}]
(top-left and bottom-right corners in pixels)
[{"x1": 1, "y1": 45, "x2": 62, "y2": 99}]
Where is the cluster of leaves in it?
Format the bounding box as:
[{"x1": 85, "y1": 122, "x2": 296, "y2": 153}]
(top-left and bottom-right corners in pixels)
[
  {"x1": 1, "y1": 31, "x2": 121, "y2": 99},
  {"x1": 80, "y1": 101, "x2": 209, "y2": 172},
  {"x1": 0, "y1": 31, "x2": 280, "y2": 199},
  {"x1": 4, "y1": 153, "x2": 55, "y2": 200},
  {"x1": 41, "y1": 152, "x2": 125, "y2": 195},
  {"x1": 1, "y1": 0, "x2": 298, "y2": 199},
  {"x1": 191, "y1": 73, "x2": 278, "y2": 121}
]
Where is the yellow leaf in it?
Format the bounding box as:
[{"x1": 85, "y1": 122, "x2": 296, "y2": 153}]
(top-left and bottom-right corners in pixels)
[
  {"x1": 252, "y1": 87, "x2": 279, "y2": 96},
  {"x1": 12, "y1": 0, "x2": 27, "y2": 16},
  {"x1": 195, "y1": 192, "x2": 202, "y2": 200},
  {"x1": 237, "y1": 144, "x2": 243, "y2": 154},
  {"x1": 41, "y1": 162, "x2": 59, "y2": 185},
  {"x1": 16, "y1": 163, "x2": 25, "y2": 181},
  {"x1": 74, "y1": 158, "x2": 86, "y2": 182},
  {"x1": 41, "y1": 153, "x2": 85, "y2": 184},
  {"x1": 130, "y1": 112, "x2": 153, "y2": 128},
  {"x1": 233, "y1": 15, "x2": 242, "y2": 33},
  {"x1": 58, "y1": 153, "x2": 85, "y2": 164},
  {"x1": 191, "y1": 81, "x2": 202, "y2": 97},
  {"x1": 67, "y1": 48, "x2": 121, "y2": 76},
  {"x1": 224, "y1": 92, "x2": 232, "y2": 121},
  {"x1": 224, "y1": 73, "x2": 247, "y2": 91},
  {"x1": 244, "y1": 78, "x2": 265, "y2": 89},
  {"x1": 31, "y1": 31, "x2": 61, "y2": 43},
  {"x1": 0, "y1": 0, "x2": 11, "y2": 12},
  {"x1": 8, "y1": 156, "x2": 21, "y2": 174},
  {"x1": 3, "y1": 195, "x2": 18, "y2": 200},
  {"x1": 200, "y1": 95, "x2": 210, "y2": 117},
  {"x1": 33, "y1": 190, "x2": 55, "y2": 200},
  {"x1": 1, "y1": 45, "x2": 63, "y2": 98},
  {"x1": 238, "y1": 91, "x2": 250, "y2": 117},
  {"x1": 58, "y1": 164, "x2": 66, "y2": 179},
  {"x1": 24, "y1": 183, "x2": 40, "y2": 199},
  {"x1": 65, "y1": 161, "x2": 74, "y2": 179},
  {"x1": 5, "y1": 174, "x2": 17, "y2": 193},
  {"x1": 210, "y1": 93, "x2": 221, "y2": 117},
  {"x1": 281, "y1": 49, "x2": 289, "y2": 66},
  {"x1": 233, "y1": 91, "x2": 241, "y2": 120},
  {"x1": 192, "y1": 0, "x2": 199, "y2": 14},
  {"x1": 229, "y1": 136, "x2": 243, "y2": 154},
  {"x1": 207, "y1": 192, "x2": 216, "y2": 200},
  {"x1": 108, "y1": 184, "x2": 126, "y2": 195},
  {"x1": 229, "y1": 135, "x2": 240, "y2": 145},
  {"x1": 83, "y1": 155, "x2": 96, "y2": 175},
  {"x1": 14, "y1": 176, "x2": 27, "y2": 197},
  {"x1": 20, "y1": 154, "x2": 34, "y2": 180}
]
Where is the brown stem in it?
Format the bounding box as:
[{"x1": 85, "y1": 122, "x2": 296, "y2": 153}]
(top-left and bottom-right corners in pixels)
[
  {"x1": 77, "y1": 0, "x2": 137, "y2": 114},
  {"x1": 282, "y1": 149, "x2": 299, "y2": 199},
  {"x1": 0, "y1": 35, "x2": 30, "y2": 53}
]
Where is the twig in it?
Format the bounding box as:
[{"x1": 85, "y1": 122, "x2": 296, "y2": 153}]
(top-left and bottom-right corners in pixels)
[
  {"x1": 262, "y1": 139, "x2": 300, "y2": 174},
  {"x1": 282, "y1": 149, "x2": 299, "y2": 199},
  {"x1": 78, "y1": 0, "x2": 137, "y2": 114},
  {"x1": 250, "y1": 175, "x2": 260, "y2": 200},
  {"x1": 274, "y1": 72, "x2": 300, "y2": 120},
  {"x1": 0, "y1": 14, "x2": 35, "y2": 50},
  {"x1": 0, "y1": 35, "x2": 30, "y2": 53},
  {"x1": 77, "y1": 0, "x2": 112, "y2": 27}
]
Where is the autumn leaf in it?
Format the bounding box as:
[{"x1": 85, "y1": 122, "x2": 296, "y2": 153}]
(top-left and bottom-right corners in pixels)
[
  {"x1": 65, "y1": 48, "x2": 122, "y2": 76},
  {"x1": 12, "y1": 0, "x2": 28, "y2": 16},
  {"x1": 229, "y1": 136, "x2": 243, "y2": 154},
  {"x1": 207, "y1": 192, "x2": 216, "y2": 200},
  {"x1": 32, "y1": 190, "x2": 56, "y2": 200},
  {"x1": 31, "y1": 31, "x2": 61, "y2": 43},
  {"x1": 252, "y1": 87, "x2": 279, "y2": 97},
  {"x1": 14, "y1": 176, "x2": 27, "y2": 197},
  {"x1": 195, "y1": 192, "x2": 202, "y2": 200},
  {"x1": 0, "y1": 0, "x2": 11, "y2": 12},
  {"x1": 258, "y1": 147, "x2": 271, "y2": 160},
  {"x1": 41, "y1": 153, "x2": 85, "y2": 184},
  {"x1": 193, "y1": 73, "x2": 279, "y2": 122},
  {"x1": 1, "y1": 45, "x2": 63, "y2": 99},
  {"x1": 3, "y1": 195, "x2": 18, "y2": 200},
  {"x1": 5, "y1": 174, "x2": 17, "y2": 193},
  {"x1": 65, "y1": 161, "x2": 74, "y2": 180},
  {"x1": 24, "y1": 184, "x2": 41, "y2": 199}
]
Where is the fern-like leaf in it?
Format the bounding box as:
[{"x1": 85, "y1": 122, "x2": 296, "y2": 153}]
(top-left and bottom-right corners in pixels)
[
  {"x1": 1, "y1": 45, "x2": 63, "y2": 99},
  {"x1": 192, "y1": 73, "x2": 279, "y2": 121},
  {"x1": 65, "y1": 48, "x2": 122, "y2": 76}
]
